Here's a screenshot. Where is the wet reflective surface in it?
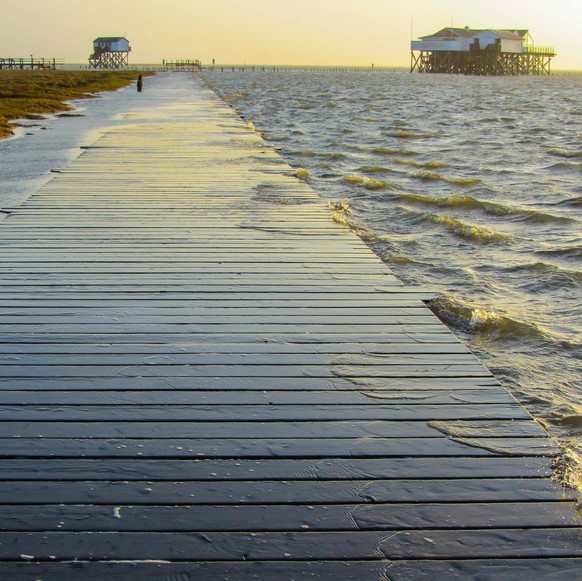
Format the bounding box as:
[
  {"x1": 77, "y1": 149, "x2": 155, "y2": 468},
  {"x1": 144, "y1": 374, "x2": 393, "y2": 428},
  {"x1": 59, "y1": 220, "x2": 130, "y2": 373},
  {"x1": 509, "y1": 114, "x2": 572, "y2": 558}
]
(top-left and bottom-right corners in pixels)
[
  {"x1": 0, "y1": 73, "x2": 580, "y2": 578},
  {"x1": 205, "y1": 71, "x2": 582, "y2": 476}
]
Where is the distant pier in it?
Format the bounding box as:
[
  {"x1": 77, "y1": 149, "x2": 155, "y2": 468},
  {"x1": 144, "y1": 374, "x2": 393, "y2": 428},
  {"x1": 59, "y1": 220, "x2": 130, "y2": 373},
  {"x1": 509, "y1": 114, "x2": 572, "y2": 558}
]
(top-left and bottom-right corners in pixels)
[
  {"x1": 0, "y1": 74, "x2": 579, "y2": 577},
  {"x1": 164, "y1": 59, "x2": 202, "y2": 71},
  {"x1": 0, "y1": 57, "x2": 63, "y2": 70}
]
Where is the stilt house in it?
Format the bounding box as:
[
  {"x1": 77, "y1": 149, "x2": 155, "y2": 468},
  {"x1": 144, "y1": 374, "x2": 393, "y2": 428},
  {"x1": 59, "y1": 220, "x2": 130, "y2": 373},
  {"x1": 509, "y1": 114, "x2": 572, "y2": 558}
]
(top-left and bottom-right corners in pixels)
[
  {"x1": 411, "y1": 27, "x2": 555, "y2": 75},
  {"x1": 89, "y1": 37, "x2": 131, "y2": 69}
]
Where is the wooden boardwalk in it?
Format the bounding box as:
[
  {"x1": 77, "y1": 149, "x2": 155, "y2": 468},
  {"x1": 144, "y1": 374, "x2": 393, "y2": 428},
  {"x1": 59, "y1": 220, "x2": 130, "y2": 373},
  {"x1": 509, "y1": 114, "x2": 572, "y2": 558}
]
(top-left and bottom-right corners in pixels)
[{"x1": 0, "y1": 74, "x2": 580, "y2": 579}]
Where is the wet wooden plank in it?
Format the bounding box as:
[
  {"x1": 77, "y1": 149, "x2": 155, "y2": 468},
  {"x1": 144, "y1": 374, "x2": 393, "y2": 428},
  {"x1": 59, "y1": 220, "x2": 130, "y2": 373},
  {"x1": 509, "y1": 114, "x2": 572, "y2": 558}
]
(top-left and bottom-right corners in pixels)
[
  {"x1": 384, "y1": 559, "x2": 582, "y2": 581},
  {"x1": 0, "y1": 365, "x2": 493, "y2": 378},
  {"x1": 0, "y1": 478, "x2": 573, "y2": 505},
  {"x1": 0, "y1": 352, "x2": 482, "y2": 366},
  {"x1": 0, "y1": 375, "x2": 503, "y2": 390},
  {"x1": 0, "y1": 306, "x2": 435, "y2": 317},
  {"x1": 0, "y1": 419, "x2": 547, "y2": 439},
  {"x1": 383, "y1": 528, "x2": 582, "y2": 559},
  {"x1": 0, "y1": 341, "x2": 473, "y2": 354},
  {"x1": 0, "y1": 324, "x2": 453, "y2": 335},
  {"x1": 0, "y1": 457, "x2": 552, "y2": 481},
  {"x1": 0, "y1": 403, "x2": 527, "y2": 421},
  {"x1": 0, "y1": 436, "x2": 559, "y2": 459},
  {"x1": 0, "y1": 315, "x2": 446, "y2": 325},
  {"x1": 2, "y1": 560, "x2": 582, "y2": 581},
  {"x1": 0, "y1": 388, "x2": 515, "y2": 405},
  {"x1": 0, "y1": 529, "x2": 580, "y2": 561},
  {"x1": 0, "y1": 501, "x2": 577, "y2": 532},
  {"x1": 0, "y1": 561, "x2": 394, "y2": 580}
]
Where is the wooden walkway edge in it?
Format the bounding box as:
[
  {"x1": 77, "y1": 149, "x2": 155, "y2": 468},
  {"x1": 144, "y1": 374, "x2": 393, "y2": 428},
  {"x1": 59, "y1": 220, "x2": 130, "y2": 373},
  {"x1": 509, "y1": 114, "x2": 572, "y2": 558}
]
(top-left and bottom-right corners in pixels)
[{"x1": 0, "y1": 73, "x2": 580, "y2": 579}]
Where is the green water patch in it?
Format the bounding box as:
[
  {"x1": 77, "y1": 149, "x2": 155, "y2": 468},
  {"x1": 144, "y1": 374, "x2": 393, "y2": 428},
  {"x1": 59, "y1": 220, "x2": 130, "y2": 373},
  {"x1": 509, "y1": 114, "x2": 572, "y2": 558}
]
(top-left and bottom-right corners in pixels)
[
  {"x1": 294, "y1": 168, "x2": 310, "y2": 181},
  {"x1": 429, "y1": 295, "x2": 545, "y2": 342},
  {"x1": 292, "y1": 149, "x2": 348, "y2": 161},
  {"x1": 410, "y1": 170, "x2": 481, "y2": 186},
  {"x1": 387, "y1": 129, "x2": 437, "y2": 139},
  {"x1": 378, "y1": 250, "x2": 431, "y2": 267},
  {"x1": 423, "y1": 213, "x2": 512, "y2": 244},
  {"x1": 357, "y1": 165, "x2": 400, "y2": 175},
  {"x1": 394, "y1": 158, "x2": 449, "y2": 169},
  {"x1": 394, "y1": 193, "x2": 578, "y2": 225},
  {"x1": 555, "y1": 196, "x2": 582, "y2": 208},
  {"x1": 547, "y1": 147, "x2": 582, "y2": 159},
  {"x1": 328, "y1": 199, "x2": 379, "y2": 241},
  {"x1": 370, "y1": 147, "x2": 417, "y2": 156},
  {"x1": 341, "y1": 174, "x2": 402, "y2": 191},
  {"x1": 536, "y1": 245, "x2": 582, "y2": 261},
  {"x1": 503, "y1": 261, "x2": 582, "y2": 289}
]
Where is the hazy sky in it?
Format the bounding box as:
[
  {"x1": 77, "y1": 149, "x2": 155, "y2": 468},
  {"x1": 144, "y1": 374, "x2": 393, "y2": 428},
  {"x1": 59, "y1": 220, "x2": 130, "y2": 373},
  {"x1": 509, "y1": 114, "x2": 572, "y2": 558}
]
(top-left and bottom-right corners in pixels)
[{"x1": 3, "y1": 0, "x2": 581, "y2": 69}]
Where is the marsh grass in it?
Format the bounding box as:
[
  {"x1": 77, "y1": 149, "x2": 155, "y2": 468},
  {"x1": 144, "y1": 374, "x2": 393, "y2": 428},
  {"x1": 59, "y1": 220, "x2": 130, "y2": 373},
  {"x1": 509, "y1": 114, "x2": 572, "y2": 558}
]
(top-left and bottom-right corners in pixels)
[{"x1": 0, "y1": 70, "x2": 149, "y2": 138}]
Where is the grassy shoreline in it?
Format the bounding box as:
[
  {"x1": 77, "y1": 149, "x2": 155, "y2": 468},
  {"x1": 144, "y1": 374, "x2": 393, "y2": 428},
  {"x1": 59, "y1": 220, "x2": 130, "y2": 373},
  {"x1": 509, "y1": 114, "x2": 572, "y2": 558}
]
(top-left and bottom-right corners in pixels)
[{"x1": 0, "y1": 70, "x2": 149, "y2": 138}]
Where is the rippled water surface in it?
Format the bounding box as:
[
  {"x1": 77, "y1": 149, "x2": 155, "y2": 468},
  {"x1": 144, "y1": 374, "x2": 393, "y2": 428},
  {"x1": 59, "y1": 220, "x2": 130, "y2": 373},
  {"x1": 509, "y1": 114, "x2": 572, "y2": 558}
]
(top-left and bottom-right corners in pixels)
[{"x1": 205, "y1": 70, "x2": 582, "y2": 479}]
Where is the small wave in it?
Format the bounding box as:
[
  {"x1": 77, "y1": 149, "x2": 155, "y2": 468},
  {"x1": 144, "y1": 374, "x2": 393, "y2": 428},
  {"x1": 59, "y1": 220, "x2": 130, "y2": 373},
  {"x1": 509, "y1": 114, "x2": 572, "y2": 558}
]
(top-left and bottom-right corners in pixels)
[
  {"x1": 396, "y1": 193, "x2": 490, "y2": 211},
  {"x1": 342, "y1": 175, "x2": 401, "y2": 191},
  {"x1": 355, "y1": 116, "x2": 382, "y2": 122},
  {"x1": 319, "y1": 152, "x2": 348, "y2": 161},
  {"x1": 388, "y1": 129, "x2": 436, "y2": 139},
  {"x1": 264, "y1": 134, "x2": 289, "y2": 142},
  {"x1": 329, "y1": 199, "x2": 351, "y2": 214},
  {"x1": 555, "y1": 196, "x2": 582, "y2": 208},
  {"x1": 547, "y1": 148, "x2": 582, "y2": 158},
  {"x1": 357, "y1": 165, "x2": 396, "y2": 175},
  {"x1": 547, "y1": 162, "x2": 582, "y2": 173},
  {"x1": 395, "y1": 193, "x2": 577, "y2": 224},
  {"x1": 429, "y1": 296, "x2": 544, "y2": 342},
  {"x1": 328, "y1": 199, "x2": 378, "y2": 241},
  {"x1": 292, "y1": 150, "x2": 347, "y2": 161},
  {"x1": 394, "y1": 159, "x2": 449, "y2": 169},
  {"x1": 379, "y1": 251, "x2": 428, "y2": 266},
  {"x1": 424, "y1": 213, "x2": 511, "y2": 244},
  {"x1": 536, "y1": 246, "x2": 582, "y2": 261},
  {"x1": 295, "y1": 168, "x2": 310, "y2": 181},
  {"x1": 517, "y1": 210, "x2": 577, "y2": 225},
  {"x1": 223, "y1": 91, "x2": 248, "y2": 102},
  {"x1": 504, "y1": 261, "x2": 582, "y2": 288},
  {"x1": 370, "y1": 147, "x2": 417, "y2": 156},
  {"x1": 411, "y1": 170, "x2": 481, "y2": 186}
]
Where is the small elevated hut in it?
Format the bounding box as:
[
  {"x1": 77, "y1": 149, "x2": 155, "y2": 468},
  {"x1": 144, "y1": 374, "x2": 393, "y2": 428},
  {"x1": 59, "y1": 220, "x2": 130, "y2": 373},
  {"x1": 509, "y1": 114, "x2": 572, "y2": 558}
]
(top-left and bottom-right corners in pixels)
[
  {"x1": 89, "y1": 37, "x2": 131, "y2": 69},
  {"x1": 411, "y1": 27, "x2": 555, "y2": 75}
]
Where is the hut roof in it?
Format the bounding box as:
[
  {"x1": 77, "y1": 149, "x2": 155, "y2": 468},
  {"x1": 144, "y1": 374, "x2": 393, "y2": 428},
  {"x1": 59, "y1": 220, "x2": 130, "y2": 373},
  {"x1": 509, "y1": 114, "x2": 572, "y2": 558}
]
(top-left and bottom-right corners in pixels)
[
  {"x1": 93, "y1": 37, "x2": 129, "y2": 43},
  {"x1": 421, "y1": 28, "x2": 528, "y2": 41}
]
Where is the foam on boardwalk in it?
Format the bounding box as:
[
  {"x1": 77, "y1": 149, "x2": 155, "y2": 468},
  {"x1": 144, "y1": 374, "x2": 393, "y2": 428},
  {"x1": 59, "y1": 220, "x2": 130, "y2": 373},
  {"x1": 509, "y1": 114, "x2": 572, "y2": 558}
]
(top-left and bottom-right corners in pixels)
[{"x1": 0, "y1": 73, "x2": 580, "y2": 579}]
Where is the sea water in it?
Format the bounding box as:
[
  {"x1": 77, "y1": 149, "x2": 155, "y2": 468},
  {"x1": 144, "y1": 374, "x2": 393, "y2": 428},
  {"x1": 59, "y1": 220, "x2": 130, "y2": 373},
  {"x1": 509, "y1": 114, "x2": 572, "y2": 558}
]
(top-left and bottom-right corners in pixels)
[{"x1": 204, "y1": 70, "x2": 582, "y2": 484}]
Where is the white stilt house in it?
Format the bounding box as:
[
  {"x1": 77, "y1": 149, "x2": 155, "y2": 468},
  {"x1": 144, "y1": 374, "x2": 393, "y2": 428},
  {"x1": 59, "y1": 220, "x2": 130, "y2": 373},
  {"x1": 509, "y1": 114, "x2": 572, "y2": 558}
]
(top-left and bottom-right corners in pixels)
[
  {"x1": 411, "y1": 27, "x2": 555, "y2": 75},
  {"x1": 89, "y1": 37, "x2": 131, "y2": 69}
]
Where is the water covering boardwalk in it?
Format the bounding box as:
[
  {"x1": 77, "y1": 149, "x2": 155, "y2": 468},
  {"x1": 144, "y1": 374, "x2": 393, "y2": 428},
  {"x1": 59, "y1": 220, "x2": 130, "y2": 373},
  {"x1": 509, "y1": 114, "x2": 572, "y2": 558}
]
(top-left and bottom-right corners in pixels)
[{"x1": 0, "y1": 74, "x2": 580, "y2": 579}]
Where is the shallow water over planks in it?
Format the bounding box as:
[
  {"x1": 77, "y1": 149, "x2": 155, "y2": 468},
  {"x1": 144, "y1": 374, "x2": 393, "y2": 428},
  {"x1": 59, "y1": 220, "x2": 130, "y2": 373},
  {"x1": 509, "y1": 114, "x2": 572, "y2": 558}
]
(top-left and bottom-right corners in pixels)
[{"x1": 0, "y1": 73, "x2": 580, "y2": 579}]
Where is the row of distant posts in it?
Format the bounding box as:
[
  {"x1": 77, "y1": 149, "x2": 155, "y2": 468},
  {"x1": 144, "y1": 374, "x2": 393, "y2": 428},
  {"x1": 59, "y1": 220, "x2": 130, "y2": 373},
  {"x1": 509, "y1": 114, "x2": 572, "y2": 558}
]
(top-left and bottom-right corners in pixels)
[{"x1": 0, "y1": 57, "x2": 63, "y2": 70}]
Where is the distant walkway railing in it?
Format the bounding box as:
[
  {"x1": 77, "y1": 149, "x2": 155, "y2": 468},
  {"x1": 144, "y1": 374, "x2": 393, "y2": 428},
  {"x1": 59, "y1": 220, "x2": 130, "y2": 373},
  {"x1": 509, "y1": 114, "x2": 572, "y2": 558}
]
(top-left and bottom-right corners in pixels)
[
  {"x1": 523, "y1": 45, "x2": 556, "y2": 56},
  {"x1": 0, "y1": 57, "x2": 64, "y2": 70},
  {"x1": 164, "y1": 59, "x2": 202, "y2": 71}
]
